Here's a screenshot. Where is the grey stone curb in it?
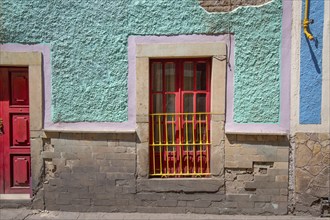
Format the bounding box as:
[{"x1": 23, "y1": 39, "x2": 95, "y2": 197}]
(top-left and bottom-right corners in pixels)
[{"x1": 0, "y1": 208, "x2": 327, "y2": 220}]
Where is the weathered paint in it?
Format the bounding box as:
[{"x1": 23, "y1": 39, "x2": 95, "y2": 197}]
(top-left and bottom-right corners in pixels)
[
  {"x1": 299, "y1": 0, "x2": 324, "y2": 124},
  {"x1": 0, "y1": 0, "x2": 283, "y2": 124}
]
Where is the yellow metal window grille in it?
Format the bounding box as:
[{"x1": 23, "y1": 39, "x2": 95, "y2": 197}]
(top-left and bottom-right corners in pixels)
[{"x1": 150, "y1": 112, "x2": 211, "y2": 177}]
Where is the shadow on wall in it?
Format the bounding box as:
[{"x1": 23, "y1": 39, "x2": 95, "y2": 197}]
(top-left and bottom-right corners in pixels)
[{"x1": 305, "y1": 36, "x2": 321, "y2": 74}]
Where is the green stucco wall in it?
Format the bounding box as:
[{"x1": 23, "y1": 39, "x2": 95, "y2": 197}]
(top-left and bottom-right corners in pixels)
[{"x1": 0, "y1": 0, "x2": 282, "y2": 123}]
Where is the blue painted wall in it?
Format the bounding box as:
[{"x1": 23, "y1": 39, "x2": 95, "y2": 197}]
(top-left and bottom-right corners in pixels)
[
  {"x1": 0, "y1": 0, "x2": 283, "y2": 124},
  {"x1": 299, "y1": 0, "x2": 324, "y2": 124}
]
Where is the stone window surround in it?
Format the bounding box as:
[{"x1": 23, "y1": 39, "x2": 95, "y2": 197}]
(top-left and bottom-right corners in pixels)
[
  {"x1": 134, "y1": 39, "x2": 227, "y2": 191},
  {"x1": 0, "y1": 51, "x2": 43, "y2": 195}
]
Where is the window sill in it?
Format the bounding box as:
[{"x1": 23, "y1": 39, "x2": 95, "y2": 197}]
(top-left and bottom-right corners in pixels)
[
  {"x1": 43, "y1": 129, "x2": 136, "y2": 134},
  {"x1": 225, "y1": 123, "x2": 288, "y2": 135},
  {"x1": 137, "y1": 178, "x2": 224, "y2": 193},
  {"x1": 43, "y1": 122, "x2": 136, "y2": 133}
]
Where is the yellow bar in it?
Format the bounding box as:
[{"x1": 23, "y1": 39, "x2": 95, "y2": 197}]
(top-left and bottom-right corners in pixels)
[
  {"x1": 152, "y1": 115, "x2": 155, "y2": 145},
  {"x1": 200, "y1": 144, "x2": 203, "y2": 173},
  {"x1": 185, "y1": 115, "x2": 188, "y2": 145},
  {"x1": 200, "y1": 146, "x2": 203, "y2": 173},
  {"x1": 152, "y1": 115, "x2": 156, "y2": 174},
  {"x1": 158, "y1": 115, "x2": 162, "y2": 174},
  {"x1": 172, "y1": 116, "x2": 175, "y2": 144},
  {"x1": 199, "y1": 114, "x2": 202, "y2": 144},
  {"x1": 158, "y1": 115, "x2": 162, "y2": 144},
  {"x1": 192, "y1": 114, "x2": 196, "y2": 174},
  {"x1": 206, "y1": 144, "x2": 209, "y2": 173},
  {"x1": 172, "y1": 115, "x2": 176, "y2": 174},
  {"x1": 165, "y1": 116, "x2": 168, "y2": 145},
  {"x1": 199, "y1": 114, "x2": 202, "y2": 172},
  {"x1": 165, "y1": 116, "x2": 169, "y2": 174},
  {"x1": 206, "y1": 114, "x2": 209, "y2": 173},
  {"x1": 151, "y1": 143, "x2": 211, "y2": 146},
  {"x1": 185, "y1": 115, "x2": 189, "y2": 174},
  {"x1": 179, "y1": 115, "x2": 182, "y2": 174},
  {"x1": 151, "y1": 112, "x2": 217, "y2": 116},
  {"x1": 167, "y1": 145, "x2": 169, "y2": 174},
  {"x1": 206, "y1": 114, "x2": 209, "y2": 144},
  {"x1": 150, "y1": 172, "x2": 210, "y2": 177},
  {"x1": 149, "y1": 112, "x2": 213, "y2": 176}
]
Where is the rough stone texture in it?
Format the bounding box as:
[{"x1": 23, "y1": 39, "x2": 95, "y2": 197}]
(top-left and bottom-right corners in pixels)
[
  {"x1": 224, "y1": 135, "x2": 290, "y2": 215},
  {"x1": 199, "y1": 0, "x2": 271, "y2": 12},
  {"x1": 0, "y1": 0, "x2": 282, "y2": 123},
  {"x1": 137, "y1": 179, "x2": 224, "y2": 193},
  {"x1": 294, "y1": 133, "x2": 330, "y2": 216},
  {"x1": 0, "y1": 200, "x2": 32, "y2": 209},
  {"x1": 37, "y1": 132, "x2": 225, "y2": 214},
  {"x1": 39, "y1": 132, "x2": 137, "y2": 212},
  {"x1": 225, "y1": 135, "x2": 289, "y2": 169},
  {"x1": 32, "y1": 132, "x2": 294, "y2": 215}
]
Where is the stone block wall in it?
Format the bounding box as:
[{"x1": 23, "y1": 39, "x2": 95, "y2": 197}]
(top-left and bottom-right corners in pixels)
[
  {"x1": 35, "y1": 132, "x2": 137, "y2": 212},
  {"x1": 198, "y1": 0, "x2": 271, "y2": 12},
  {"x1": 294, "y1": 133, "x2": 330, "y2": 216},
  {"x1": 32, "y1": 132, "x2": 291, "y2": 215},
  {"x1": 224, "y1": 135, "x2": 290, "y2": 215}
]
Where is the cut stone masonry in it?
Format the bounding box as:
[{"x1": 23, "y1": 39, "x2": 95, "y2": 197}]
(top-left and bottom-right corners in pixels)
[
  {"x1": 33, "y1": 132, "x2": 292, "y2": 215},
  {"x1": 224, "y1": 135, "x2": 289, "y2": 215},
  {"x1": 31, "y1": 132, "x2": 329, "y2": 216}
]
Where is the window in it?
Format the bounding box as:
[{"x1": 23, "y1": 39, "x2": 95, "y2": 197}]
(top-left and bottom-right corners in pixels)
[
  {"x1": 149, "y1": 58, "x2": 211, "y2": 177},
  {"x1": 134, "y1": 39, "x2": 227, "y2": 182}
]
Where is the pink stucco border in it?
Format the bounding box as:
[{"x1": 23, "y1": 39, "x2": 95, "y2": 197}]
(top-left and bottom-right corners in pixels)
[{"x1": 225, "y1": 0, "x2": 291, "y2": 135}]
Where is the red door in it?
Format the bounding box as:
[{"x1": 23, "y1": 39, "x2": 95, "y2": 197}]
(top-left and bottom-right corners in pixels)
[{"x1": 0, "y1": 67, "x2": 31, "y2": 194}]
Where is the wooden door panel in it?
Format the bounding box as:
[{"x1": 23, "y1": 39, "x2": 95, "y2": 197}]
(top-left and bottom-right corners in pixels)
[
  {"x1": 10, "y1": 72, "x2": 29, "y2": 106},
  {"x1": 0, "y1": 67, "x2": 30, "y2": 194},
  {"x1": 12, "y1": 155, "x2": 30, "y2": 187},
  {"x1": 11, "y1": 114, "x2": 30, "y2": 147}
]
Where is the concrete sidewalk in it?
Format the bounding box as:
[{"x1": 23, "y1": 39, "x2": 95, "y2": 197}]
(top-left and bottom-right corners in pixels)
[
  {"x1": 0, "y1": 208, "x2": 328, "y2": 220},
  {"x1": 0, "y1": 208, "x2": 330, "y2": 220}
]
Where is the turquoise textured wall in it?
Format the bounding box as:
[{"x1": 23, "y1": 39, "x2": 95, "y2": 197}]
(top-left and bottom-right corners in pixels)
[{"x1": 0, "y1": 0, "x2": 282, "y2": 123}]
